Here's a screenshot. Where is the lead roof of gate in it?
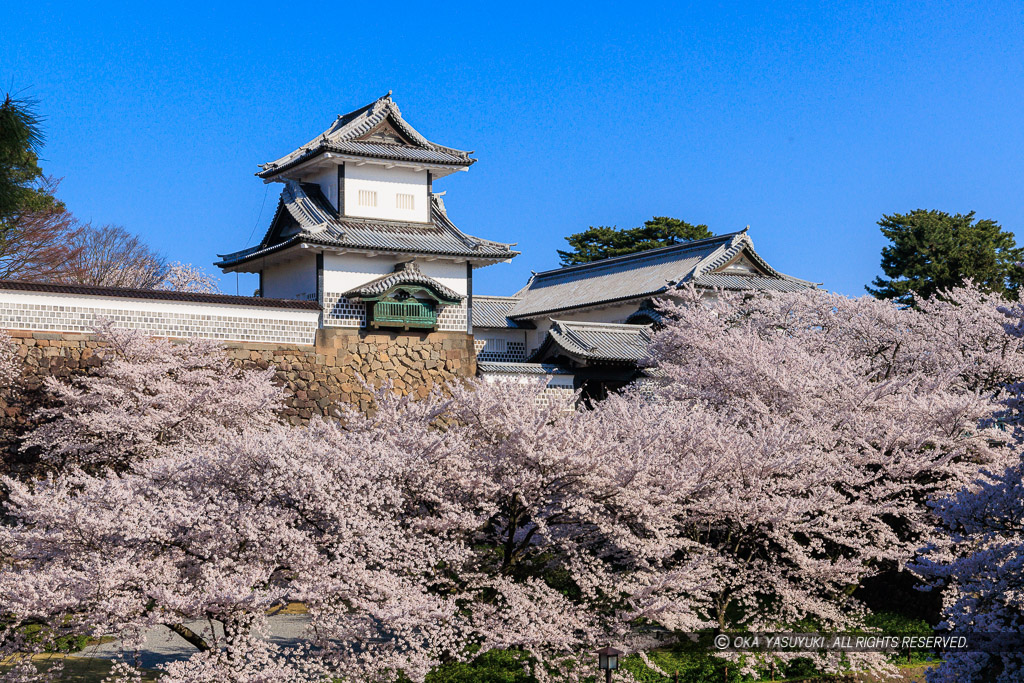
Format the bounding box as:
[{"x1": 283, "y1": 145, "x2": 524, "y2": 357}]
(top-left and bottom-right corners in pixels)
[
  {"x1": 530, "y1": 320, "x2": 653, "y2": 364},
  {"x1": 508, "y1": 230, "x2": 817, "y2": 319}
]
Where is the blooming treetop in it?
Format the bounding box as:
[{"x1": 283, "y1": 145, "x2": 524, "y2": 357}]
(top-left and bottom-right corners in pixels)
[
  {"x1": 24, "y1": 320, "x2": 283, "y2": 470},
  {"x1": 3, "y1": 283, "x2": 1024, "y2": 682},
  {"x1": 159, "y1": 262, "x2": 221, "y2": 294}
]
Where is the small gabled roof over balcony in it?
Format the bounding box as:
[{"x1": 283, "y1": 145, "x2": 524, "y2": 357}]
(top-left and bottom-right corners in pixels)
[
  {"x1": 343, "y1": 261, "x2": 463, "y2": 303},
  {"x1": 257, "y1": 92, "x2": 475, "y2": 180}
]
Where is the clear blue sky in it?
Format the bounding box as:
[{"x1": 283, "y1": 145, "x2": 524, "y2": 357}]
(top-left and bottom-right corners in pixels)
[{"x1": 3, "y1": 1, "x2": 1023, "y2": 297}]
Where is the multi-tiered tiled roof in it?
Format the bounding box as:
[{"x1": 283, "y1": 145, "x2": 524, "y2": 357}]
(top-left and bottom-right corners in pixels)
[
  {"x1": 257, "y1": 92, "x2": 475, "y2": 179},
  {"x1": 217, "y1": 92, "x2": 518, "y2": 271},
  {"x1": 216, "y1": 183, "x2": 517, "y2": 269}
]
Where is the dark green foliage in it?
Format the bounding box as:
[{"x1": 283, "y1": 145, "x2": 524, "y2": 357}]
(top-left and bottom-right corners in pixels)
[
  {"x1": 863, "y1": 612, "x2": 937, "y2": 666},
  {"x1": 0, "y1": 92, "x2": 60, "y2": 221},
  {"x1": 558, "y1": 217, "x2": 713, "y2": 266},
  {"x1": 866, "y1": 209, "x2": 1023, "y2": 305},
  {"x1": 426, "y1": 649, "x2": 538, "y2": 683},
  {"x1": 855, "y1": 570, "x2": 942, "y2": 626},
  {"x1": 20, "y1": 623, "x2": 91, "y2": 653},
  {"x1": 621, "y1": 646, "x2": 742, "y2": 683}
]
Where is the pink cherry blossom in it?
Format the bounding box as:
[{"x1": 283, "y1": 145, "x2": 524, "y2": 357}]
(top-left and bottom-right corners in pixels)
[{"x1": 23, "y1": 319, "x2": 283, "y2": 470}]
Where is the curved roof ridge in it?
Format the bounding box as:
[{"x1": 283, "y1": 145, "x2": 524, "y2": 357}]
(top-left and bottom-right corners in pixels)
[
  {"x1": 532, "y1": 231, "x2": 743, "y2": 279},
  {"x1": 343, "y1": 261, "x2": 464, "y2": 302},
  {"x1": 509, "y1": 229, "x2": 816, "y2": 319},
  {"x1": 258, "y1": 93, "x2": 474, "y2": 178}
]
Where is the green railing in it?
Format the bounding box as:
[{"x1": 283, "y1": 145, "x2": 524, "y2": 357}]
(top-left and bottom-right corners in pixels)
[{"x1": 372, "y1": 299, "x2": 438, "y2": 329}]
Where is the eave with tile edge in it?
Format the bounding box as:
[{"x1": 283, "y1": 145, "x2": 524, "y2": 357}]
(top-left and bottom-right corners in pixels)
[
  {"x1": 529, "y1": 320, "x2": 653, "y2": 366},
  {"x1": 256, "y1": 91, "x2": 475, "y2": 182},
  {"x1": 507, "y1": 229, "x2": 819, "y2": 321},
  {"x1": 343, "y1": 261, "x2": 463, "y2": 303},
  {"x1": 216, "y1": 184, "x2": 518, "y2": 272}
]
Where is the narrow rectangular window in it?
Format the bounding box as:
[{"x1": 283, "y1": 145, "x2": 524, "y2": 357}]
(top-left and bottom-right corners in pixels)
[
  {"x1": 396, "y1": 193, "x2": 415, "y2": 210},
  {"x1": 358, "y1": 189, "x2": 377, "y2": 207},
  {"x1": 482, "y1": 337, "x2": 507, "y2": 353}
]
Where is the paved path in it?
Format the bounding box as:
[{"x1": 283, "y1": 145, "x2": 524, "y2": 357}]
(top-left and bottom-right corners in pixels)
[{"x1": 78, "y1": 615, "x2": 311, "y2": 671}]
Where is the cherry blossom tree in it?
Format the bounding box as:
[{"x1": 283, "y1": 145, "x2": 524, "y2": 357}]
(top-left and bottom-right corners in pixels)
[
  {"x1": 334, "y1": 380, "x2": 717, "y2": 681},
  {"x1": 628, "y1": 282, "x2": 1022, "y2": 671},
  {"x1": 0, "y1": 330, "x2": 17, "y2": 394},
  {"x1": 159, "y1": 262, "x2": 221, "y2": 294},
  {"x1": 1, "y1": 379, "x2": 717, "y2": 683},
  {"x1": 23, "y1": 320, "x2": 283, "y2": 470},
  {"x1": 0, "y1": 418, "x2": 461, "y2": 682},
  {"x1": 908, "y1": 292, "x2": 1024, "y2": 683},
  {"x1": 910, "y1": 454, "x2": 1024, "y2": 683}
]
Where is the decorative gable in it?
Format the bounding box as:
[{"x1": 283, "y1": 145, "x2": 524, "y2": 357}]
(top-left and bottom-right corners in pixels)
[
  {"x1": 356, "y1": 118, "x2": 416, "y2": 146},
  {"x1": 715, "y1": 252, "x2": 769, "y2": 277}
]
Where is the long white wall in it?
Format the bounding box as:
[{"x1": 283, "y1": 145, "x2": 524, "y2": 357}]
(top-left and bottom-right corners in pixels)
[
  {"x1": 322, "y1": 253, "x2": 467, "y2": 296},
  {"x1": 343, "y1": 164, "x2": 429, "y2": 223},
  {"x1": 0, "y1": 289, "x2": 320, "y2": 345}
]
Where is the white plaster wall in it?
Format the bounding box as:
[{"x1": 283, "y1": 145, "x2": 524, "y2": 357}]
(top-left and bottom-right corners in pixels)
[
  {"x1": 418, "y1": 259, "x2": 468, "y2": 296},
  {"x1": 551, "y1": 302, "x2": 644, "y2": 325},
  {"x1": 323, "y1": 253, "x2": 403, "y2": 293},
  {"x1": 474, "y1": 328, "x2": 528, "y2": 346},
  {"x1": 303, "y1": 166, "x2": 339, "y2": 211},
  {"x1": 322, "y1": 253, "x2": 468, "y2": 296},
  {"x1": 262, "y1": 253, "x2": 317, "y2": 300},
  {"x1": 343, "y1": 164, "x2": 428, "y2": 223},
  {"x1": 525, "y1": 319, "x2": 552, "y2": 357},
  {"x1": 0, "y1": 290, "x2": 320, "y2": 345},
  {"x1": 481, "y1": 372, "x2": 575, "y2": 389}
]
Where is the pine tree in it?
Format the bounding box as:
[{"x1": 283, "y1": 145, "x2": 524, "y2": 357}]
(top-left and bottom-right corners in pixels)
[
  {"x1": 866, "y1": 209, "x2": 1023, "y2": 305},
  {"x1": 557, "y1": 216, "x2": 712, "y2": 266}
]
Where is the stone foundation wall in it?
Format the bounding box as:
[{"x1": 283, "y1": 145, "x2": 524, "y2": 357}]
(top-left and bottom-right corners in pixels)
[{"x1": 0, "y1": 327, "x2": 476, "y2": 443}]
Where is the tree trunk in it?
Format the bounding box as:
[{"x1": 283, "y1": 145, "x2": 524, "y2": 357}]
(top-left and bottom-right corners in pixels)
[{"x1": 165, "y1": 622, "x2": 211, "y2": 651}]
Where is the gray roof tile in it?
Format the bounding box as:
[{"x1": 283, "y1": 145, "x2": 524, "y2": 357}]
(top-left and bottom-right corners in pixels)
[
  {"x1": 472, "y1": 295, "x2": 531, "y2": 328},
  {"x1": 216, "y1": 182, "x2": 518, "y2": 268},
  {"x1": 258, "y1": 93, "x2": 474, "y2": 178},
  {"x1": 344, "y1": 261, "x2": 463, "y2": 302},
  {"x1": 531, "y1": 320, "x2": 653, "y2": 364},
  {"x1": 510, "y1": 231, "x2": 816, "y2": 319}
]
